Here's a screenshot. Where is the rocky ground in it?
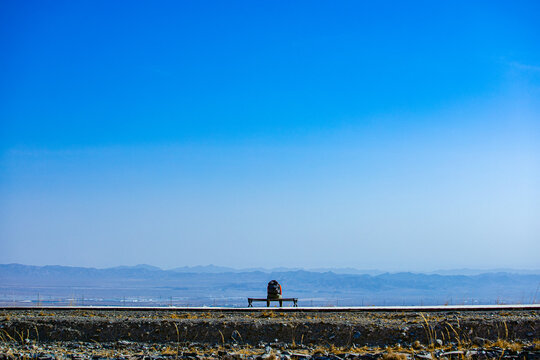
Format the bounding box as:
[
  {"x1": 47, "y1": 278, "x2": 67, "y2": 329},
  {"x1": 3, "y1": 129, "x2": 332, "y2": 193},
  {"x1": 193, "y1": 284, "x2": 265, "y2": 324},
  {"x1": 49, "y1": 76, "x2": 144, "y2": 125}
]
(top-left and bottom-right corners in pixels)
[{"x1": 0, "y1": 309, "x2": 538, "y2": 359}]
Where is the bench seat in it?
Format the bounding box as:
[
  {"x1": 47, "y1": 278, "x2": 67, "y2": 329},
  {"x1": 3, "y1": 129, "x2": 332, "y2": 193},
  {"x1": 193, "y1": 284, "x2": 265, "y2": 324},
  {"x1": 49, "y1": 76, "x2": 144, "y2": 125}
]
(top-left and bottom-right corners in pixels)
[{"x1": 247, "y1": 297, "x2": 298, "y2": 307}]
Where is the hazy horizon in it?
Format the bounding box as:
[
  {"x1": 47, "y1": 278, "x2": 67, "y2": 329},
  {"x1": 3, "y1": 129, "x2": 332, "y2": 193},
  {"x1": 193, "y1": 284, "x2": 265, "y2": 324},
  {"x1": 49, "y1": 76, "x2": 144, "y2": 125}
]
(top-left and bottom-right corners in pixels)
[
  {"x1": 2, "y1": 262, "x2": 540, "y2": 275},
  {"x1": 2, "y1": 263, "x2": 539, "y2": 307},
  {"x1": 1, "y1": 1, "x2": 539, "y2": 272}
]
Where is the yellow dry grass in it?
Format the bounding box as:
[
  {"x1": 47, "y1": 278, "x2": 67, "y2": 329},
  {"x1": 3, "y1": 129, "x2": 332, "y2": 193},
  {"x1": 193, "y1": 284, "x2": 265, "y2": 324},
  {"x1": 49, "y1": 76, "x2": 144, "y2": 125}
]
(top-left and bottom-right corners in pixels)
[
  {"x1": 161, "y1": 346, "x2": 177, "y2": 355},
  {"x1": 382, "y1": 350, "x2": 408, "y2": 360},
  {"x1": 490, "y1": 339, "x2": 523, "y2": 352}
]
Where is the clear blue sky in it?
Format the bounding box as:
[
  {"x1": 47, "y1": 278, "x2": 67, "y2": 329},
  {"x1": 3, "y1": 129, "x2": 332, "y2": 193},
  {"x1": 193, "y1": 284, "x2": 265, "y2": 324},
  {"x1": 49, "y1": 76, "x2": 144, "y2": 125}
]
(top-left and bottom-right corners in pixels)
[{"x1": 1, "y1": 0, "x2": 539, "y2": 271}]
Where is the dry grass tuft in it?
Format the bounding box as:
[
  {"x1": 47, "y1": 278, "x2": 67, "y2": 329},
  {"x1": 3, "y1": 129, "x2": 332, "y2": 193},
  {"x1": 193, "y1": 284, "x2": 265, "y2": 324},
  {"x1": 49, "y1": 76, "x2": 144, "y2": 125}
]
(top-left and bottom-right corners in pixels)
[
  {"x1": 490, "y1": 339, "x2": 523, "y2": 352},
  {"x1": 161, "y1": 346, "x2": 177, "y2": 355},
  {"x1": 382, "y1": 350, "x2": 408, "y2": 360},
  {"x1": 170, "y1": 313, "x2": 197, "y2": 319},
  {"x1": 38, "y1": 311, "x2": 55, "y2": 317},
  {"x1": 259, "y1": 311, "x2": 278, "y2": 318}
]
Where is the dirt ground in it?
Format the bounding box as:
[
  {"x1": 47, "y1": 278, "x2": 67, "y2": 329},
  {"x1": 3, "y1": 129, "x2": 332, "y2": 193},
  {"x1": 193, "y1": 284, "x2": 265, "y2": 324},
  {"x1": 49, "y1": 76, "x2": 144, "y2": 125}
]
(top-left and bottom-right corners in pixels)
[{"x1": 0, "y1": 308, "x2": 538, "y2": 359}]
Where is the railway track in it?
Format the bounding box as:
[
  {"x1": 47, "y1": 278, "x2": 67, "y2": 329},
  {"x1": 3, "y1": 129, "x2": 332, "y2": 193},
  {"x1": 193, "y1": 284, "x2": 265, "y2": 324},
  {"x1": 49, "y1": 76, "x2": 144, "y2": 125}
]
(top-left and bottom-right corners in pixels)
[{"x1": 1, "y1": 304, "x2": 539, "y2": 312}]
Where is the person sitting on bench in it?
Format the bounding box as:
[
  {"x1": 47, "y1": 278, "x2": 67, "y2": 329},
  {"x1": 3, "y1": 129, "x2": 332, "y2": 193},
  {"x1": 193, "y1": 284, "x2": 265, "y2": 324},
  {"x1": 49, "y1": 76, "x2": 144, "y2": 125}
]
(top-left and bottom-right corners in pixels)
[
  {"x1": 247, "y1": 281, "x2": 297, "y2": 307},
  {"x1": 267, "y1": 280, "x2": 282, "y2": 300}
]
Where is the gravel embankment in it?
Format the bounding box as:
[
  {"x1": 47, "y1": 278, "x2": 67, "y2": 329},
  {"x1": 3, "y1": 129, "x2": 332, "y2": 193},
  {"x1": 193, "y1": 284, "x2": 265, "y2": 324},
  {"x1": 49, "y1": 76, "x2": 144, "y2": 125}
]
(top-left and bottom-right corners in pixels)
[{"x1": 0, "y1": 309, "x2": 538, "y2": 359}]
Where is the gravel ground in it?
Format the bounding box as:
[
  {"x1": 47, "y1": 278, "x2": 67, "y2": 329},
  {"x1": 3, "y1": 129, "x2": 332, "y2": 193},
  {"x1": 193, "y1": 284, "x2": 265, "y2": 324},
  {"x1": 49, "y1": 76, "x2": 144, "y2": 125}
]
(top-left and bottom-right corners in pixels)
[{"x1": 0, "y1": 309, "x2": 538, "y2": 359}]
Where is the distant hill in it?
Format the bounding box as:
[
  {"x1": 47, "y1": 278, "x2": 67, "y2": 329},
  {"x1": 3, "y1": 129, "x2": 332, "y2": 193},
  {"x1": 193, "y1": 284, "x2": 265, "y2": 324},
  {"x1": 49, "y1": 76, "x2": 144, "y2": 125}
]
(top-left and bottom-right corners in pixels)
[
  {"x1": 110, "y1": 264, "x2": 162, "y2": 272},
  {"x1": 428, "y1": 268, "x2": 540, "y2": 276},
  {"x1": 170, "y1": 265, "x2": 238, "y2": 273},
  {"x1": 168, "y1": 265, "x2": 383, "y2": 274},
  {"x1": 1, "y1": 263, "x2": 538, "y2": 306}
]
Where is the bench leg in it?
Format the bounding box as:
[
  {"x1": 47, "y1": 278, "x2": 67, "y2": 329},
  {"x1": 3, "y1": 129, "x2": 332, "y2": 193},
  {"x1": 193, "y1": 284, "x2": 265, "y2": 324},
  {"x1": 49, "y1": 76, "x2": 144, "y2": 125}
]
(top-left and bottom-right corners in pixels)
[
  {"x1": 266, "y1": 300, "x2": 270, "y2": 307},
  {"x1": 248, "y1": 300, "x2": 252, "y2": 307},
  {"x1": 279, "y1": 300, "x2": 283, "y2": 307}
]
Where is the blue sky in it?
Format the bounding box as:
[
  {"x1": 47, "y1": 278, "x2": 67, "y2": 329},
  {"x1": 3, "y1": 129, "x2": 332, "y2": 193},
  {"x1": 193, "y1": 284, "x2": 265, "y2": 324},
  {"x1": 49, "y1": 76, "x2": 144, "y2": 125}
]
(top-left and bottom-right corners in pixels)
[{"x1": 1, "y1": 0, "x2": 539, "y2": 270}]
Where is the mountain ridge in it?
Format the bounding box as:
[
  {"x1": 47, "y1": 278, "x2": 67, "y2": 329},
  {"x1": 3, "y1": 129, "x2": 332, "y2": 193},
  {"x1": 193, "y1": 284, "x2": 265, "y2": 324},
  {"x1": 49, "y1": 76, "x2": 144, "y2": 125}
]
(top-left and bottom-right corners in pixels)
[{"x1": 3, "y1": 263, "x2": 538, "y2": 275}]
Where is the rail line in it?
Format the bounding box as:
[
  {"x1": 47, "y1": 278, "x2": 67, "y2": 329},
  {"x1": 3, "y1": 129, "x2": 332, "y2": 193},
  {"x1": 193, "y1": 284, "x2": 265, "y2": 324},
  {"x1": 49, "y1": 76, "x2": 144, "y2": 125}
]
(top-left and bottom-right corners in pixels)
[{"x1": 1, "y1": 304, "x2": 538, "y2": 312}]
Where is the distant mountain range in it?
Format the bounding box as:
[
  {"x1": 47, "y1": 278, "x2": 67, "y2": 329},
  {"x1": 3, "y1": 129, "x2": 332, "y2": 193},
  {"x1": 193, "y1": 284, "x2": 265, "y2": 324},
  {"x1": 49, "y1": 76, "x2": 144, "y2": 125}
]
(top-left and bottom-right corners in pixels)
[
  {"x1": 1, "y1": 263, "x2": 538, "y2": 306},
  {"x1": 169, "y1": 265, "x2": 384, "y2": 275},
  {"x1": 45, "y1": 263, "x2": 537, "y2": 276}
]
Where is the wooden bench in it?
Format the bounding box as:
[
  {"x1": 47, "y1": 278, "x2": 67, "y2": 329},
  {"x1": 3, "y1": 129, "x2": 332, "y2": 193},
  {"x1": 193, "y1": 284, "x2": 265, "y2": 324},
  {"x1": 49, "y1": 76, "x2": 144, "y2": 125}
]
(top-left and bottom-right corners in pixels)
[{"x1": 248, "y1": 297, "x2": 298, "y2": 307}]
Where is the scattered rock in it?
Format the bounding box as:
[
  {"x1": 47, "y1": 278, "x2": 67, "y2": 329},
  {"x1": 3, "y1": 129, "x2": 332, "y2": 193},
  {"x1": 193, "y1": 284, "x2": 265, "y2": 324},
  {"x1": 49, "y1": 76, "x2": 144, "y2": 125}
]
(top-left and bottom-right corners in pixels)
[
  {"x1": 440, "y1": 351, "x2": 464, "y2": 357},
  {"x1": 473, "y1": 337, "x2": 487, "y2": 346},
  {"x1": 37, "y1": 355, "x2": 55, "y2": 360}
]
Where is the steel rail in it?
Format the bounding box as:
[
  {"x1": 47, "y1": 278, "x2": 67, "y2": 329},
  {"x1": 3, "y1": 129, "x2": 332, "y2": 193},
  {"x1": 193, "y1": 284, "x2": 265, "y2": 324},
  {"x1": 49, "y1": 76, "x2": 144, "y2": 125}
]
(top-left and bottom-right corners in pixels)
[{"x1": 1, "y1": 304, "x2": 539, "y2": 312}]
